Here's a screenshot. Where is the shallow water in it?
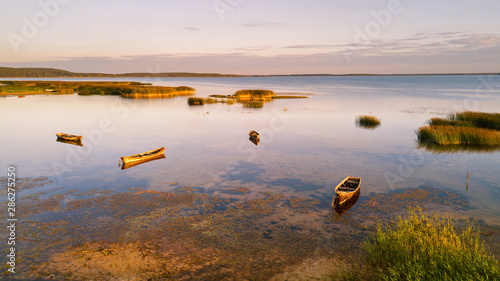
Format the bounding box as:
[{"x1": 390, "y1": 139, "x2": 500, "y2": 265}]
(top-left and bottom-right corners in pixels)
[{"x1": 1, "y1": 75, "x2": 500, "y2": 279}]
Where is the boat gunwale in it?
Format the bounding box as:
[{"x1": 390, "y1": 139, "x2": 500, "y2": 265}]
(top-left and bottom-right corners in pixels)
[
  {"x1": 334, "y1": 177, "x2": 361, "y2": 195},
  {"x1": 56, "y1": 133, "x2": 83, "y2": 141}
]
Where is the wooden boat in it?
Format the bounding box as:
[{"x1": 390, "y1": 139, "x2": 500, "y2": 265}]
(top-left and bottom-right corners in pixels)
[
  {"x1": 121, "y1": 154, "x2": 166, "y2": 170},
  {"x1": 56, "y1": 133, "x2": 82, "y2": 142},
  {"x1": 332, "y1": 177, "x2": 361, "y2": 215},
  {"x1": 249, "y1": 130, "x2": 259, "y2": 138},
  {"x1": 249, "y1": 130, "x2": 260, "y2": 146},
  {"x1": 120, "y1": 147, "x2": 166, "y2": 165},
  {"x1": 56, "y1": 138, "x2": 83, "y2": 147}
]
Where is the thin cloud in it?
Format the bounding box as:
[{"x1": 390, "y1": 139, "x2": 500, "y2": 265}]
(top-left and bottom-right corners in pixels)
[
  {"x1": 243, "y1": 22, "x2": 280, "y2": 27},
  {"x1": 183, "y1": 26, "x2": 200, "y2": 31},
  {"x1": 449, "y1": 34, "x2": 500, "y2": 45},
  {"x1": 286, "y1": 44, "x2": 337, "y2": 49}
]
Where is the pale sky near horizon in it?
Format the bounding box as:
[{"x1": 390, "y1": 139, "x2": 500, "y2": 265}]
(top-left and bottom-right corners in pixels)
[{"x1": 1, "y1": 0, "x2": 500, "y2": 74}]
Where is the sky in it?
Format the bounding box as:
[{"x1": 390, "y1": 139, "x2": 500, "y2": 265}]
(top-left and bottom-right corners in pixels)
[{"x1": 1, "y1": 0, "x2": 500, "y2": 75}]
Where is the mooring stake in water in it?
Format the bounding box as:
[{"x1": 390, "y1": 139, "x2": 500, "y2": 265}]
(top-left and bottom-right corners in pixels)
[{"x1": 466, "y1": 173, "x2": 469, "y2": 191}]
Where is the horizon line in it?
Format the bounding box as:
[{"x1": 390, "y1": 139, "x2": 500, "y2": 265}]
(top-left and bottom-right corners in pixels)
[{"x1": 0, "y1": 67, "x2": 499, "y2": 77}]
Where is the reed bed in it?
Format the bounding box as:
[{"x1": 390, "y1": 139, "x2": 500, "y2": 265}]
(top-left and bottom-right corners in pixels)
[
  {"x1": 429, "y1": 112, "x2": 500, "y2": 130},
  {"x1": 452, "y1": 111, "x2": 500, "y2": 130},
  {"x1": 417, "y1": 125, "x2": 500, "y2": 145},
  {"x1": 204, "y1": 90, "x2": 306, "y2": 108},
  {"x1": 366, "y1": 208, "x2": 500, "y2": 281},
  {"x1": 356, "y1": 115, "x2": 381, "y2": 129},
  {"x1": 234, "y1": 89, "x2": 275, "y2": 101},
  {"x1": 187, "y1": 97, "x2": 205, "y2": 105},
  {"x1": 0, "y1": 81, "x2": 195, "y2": 98},
  {"x1": 419, "y1": 112, "x2": 500, "y2": 146}
]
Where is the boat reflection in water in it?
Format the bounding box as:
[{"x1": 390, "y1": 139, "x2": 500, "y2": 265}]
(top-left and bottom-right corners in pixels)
[
  {"x1": 56, "y1": 138, "x2": 83, "y2": 147},
  {"x1": 120, "y1": 154, "x2": 166, "y2": 170},
  {"x1": 332, "y1": 177, "x2": 361, "y2": 216}
]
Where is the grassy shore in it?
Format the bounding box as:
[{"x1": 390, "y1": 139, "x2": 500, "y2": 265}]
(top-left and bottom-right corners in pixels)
[
  {"x1": 366, "y1": 208, "x2": 500, "y2": 280},
  {"x1": 417, "y1": 112, "x2": 500, "y2": 145},
  {"x1": 0, "y1": 81, "x2": 195, "y2": 98}
]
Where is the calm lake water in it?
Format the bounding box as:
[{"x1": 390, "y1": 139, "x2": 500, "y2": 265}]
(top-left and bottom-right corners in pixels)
[{"x1": 1, "y1": 75, "x2": 500, "y2": 279}]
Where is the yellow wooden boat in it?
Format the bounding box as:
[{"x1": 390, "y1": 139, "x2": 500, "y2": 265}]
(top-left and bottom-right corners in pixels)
[
  {"x1": 120, "y1": 147, "x2": 166, "y2": 164},
  {"x1": 56, "y1": 138, "x2": 83, "y2": 147},
  {"x1": 56, "y1": 133, "x2": 82, "y2": 142},
  {"x1": 332, "y1": 177, "x2": 361, "y2": 214},
  {"x1": 121, "y1": 154, "x2": 166, "y2": 170},
  {"x1": 249, "y1": 130, "x2": 260, "y2": 146}
]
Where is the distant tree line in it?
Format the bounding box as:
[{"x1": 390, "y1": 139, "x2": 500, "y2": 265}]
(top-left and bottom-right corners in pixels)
[
  {"x1": 1, "y1": 67, "x2": 498, "y2": 78},
  {"x1": 0, "y1": 67, "x2": 243, "y2": 78}
]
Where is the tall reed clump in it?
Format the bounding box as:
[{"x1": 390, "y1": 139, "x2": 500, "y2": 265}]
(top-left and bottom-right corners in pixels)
[
  {"x1": 187, "y1": 97, "x2": 205, "y2": 105},
  {"x1": 452, "y1": 111, "x2": 500, "y2": 130},
  {"x1": 234, "y1": 89, "x2": 275, "y2": 101},
  {"x1": 417, "y1": 125, "x2": 500, "y2": 145},
  {"x1": 418, "y1": 111, "x2": 500, "y2": 145},
  {"x1": 366, "y1": 208, "x2": 500, "y2": 281},
  {"x1": 356, "y1": 115, "x2": 381, "y2": 129}
]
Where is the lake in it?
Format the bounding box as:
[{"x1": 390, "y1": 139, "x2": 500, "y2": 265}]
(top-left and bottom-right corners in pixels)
[{"x1": 1, "y1": 75, "x2": 499, "y2": 279}]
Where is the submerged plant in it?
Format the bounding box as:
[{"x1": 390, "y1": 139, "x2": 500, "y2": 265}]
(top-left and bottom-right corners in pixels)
[{"x1": 366, "y1": 207, "x2": 500, "y2": 281}]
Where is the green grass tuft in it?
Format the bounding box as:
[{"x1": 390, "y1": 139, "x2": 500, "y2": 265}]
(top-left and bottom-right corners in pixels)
[
  {"x1": 356, "y1": 115, "x2": 381, "y2": 129},
  {"x1": 366, "y1": 208, "x2": 500, "y2": 281}
]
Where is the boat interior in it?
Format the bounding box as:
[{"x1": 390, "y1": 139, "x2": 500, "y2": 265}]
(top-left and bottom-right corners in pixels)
[{"x1": 337, "y1": 179, "x2": 360, "y2": 192}]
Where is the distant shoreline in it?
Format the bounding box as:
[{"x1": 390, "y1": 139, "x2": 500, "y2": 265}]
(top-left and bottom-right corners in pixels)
[{"x1": 0, "y1": 67, "x2": 499, "y2": 78}]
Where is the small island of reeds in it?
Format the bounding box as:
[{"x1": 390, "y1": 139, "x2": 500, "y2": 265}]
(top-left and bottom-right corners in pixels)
[
  {"x1": 366, "y1": 208, "x2": 500, "y2": 280},
  {"x1": 0, "y1": 81, "x2": 196, "y2": 98},
  {"x1": 187, "y1": 89, "x2": 308, "y2": 107},
  {"x1": 356, "y1": 115, "x2": 381, "y2": 129},
  {"x1": 417, "y1": 111, "x2": 500, "y2": 146}
]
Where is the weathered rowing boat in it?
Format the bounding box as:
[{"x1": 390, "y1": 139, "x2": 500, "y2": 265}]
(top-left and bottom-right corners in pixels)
[
  {"x1": 249, "y1": 130, "x2": 260, "y2": 146},
  {"x1": 56, "y1": 138, "x2": 83, "y2": 147},
  {"x1": 332, "y1": 177, "x2": 361, "y2": 215},
  {"x1": 120, "y1": 147, "x2": 166, "y2": 165},
  {"x1": 56, "y1": 133, "x2": 82, "y2": 142},
  {"x1": 121, "y1": 154, "x2": 166, "y2": 170},
  {"x1": 249, "y1": 130, "x2": 259, "y2": 137}
]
